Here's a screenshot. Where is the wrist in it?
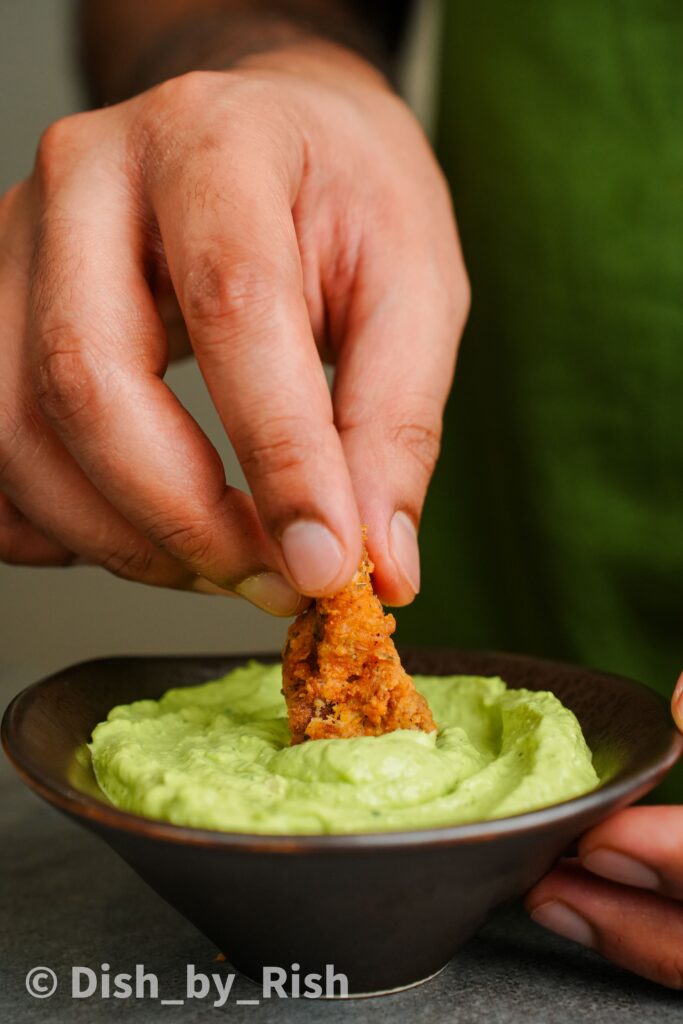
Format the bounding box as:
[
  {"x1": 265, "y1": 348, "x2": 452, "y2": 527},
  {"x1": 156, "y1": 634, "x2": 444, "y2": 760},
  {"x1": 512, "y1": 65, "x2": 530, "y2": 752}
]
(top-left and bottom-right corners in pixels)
[
  {"x1": 114, "y1": 9, "x2": 391, "y2": 104},
  {"x1": 233, "y1": 38, "x2": 391, "y2": 94}
]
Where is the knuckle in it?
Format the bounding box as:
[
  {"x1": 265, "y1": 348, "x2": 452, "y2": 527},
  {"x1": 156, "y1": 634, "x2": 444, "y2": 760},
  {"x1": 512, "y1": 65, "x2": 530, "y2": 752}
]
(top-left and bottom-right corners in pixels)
[
  {"x1": 147, "y1": 517, "x2": 215, "y2": 568},
  {"x1": 239, "y1": 419, "x2": 310, "y2": 483},
  {"x1": 33, "y1": 335, "x2": 95, "y2": 426},
  {"x1": 183, "y1": 252, "x2": 282, "y2": 336},
  {"x1": 138, "y1": 71, "x2": 223, "y2": 161},
  {"x1": 35, "y1": 118, "x2": 70, "y2": 163},
  {"x1": 154, "y1": 70, "x2": 218, "y2": 108},
  {"x1": 391, "y1": 418, "x2": 442, "y2": 476},
  {"x1": 100, "y1": 544, "x2": 155, "y2": 582},
  {"x1": 34, "y1": 117, "x2": 78, "y2": 189},
  {"x1": 145, "y1": 69, "x2": 271, "y2": 131},
  {"x1": 33, "y1": 112, "x2": 102, "y2": 194}
]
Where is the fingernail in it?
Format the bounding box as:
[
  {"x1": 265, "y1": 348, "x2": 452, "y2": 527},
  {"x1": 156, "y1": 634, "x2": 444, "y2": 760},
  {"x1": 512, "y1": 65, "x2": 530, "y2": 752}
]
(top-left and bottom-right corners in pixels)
[
  {"x1": 191, "y1": 577, "x2": 236, "y2": 597},
  {"x1": 530, "y1": 901, "x2": 596, "y2": 948},
  {"x1": 389, "y1": 511, "x2": 420, "y2": 594},
  {"x1": 236, "y1": 572, "x2": 306, "y2": 616},
  {"x1": 582, "y1": 849, "x2": 660, "y2": 891},
  {"x1": 280, "y1": 520, "x2": 344, "y2": 594}
]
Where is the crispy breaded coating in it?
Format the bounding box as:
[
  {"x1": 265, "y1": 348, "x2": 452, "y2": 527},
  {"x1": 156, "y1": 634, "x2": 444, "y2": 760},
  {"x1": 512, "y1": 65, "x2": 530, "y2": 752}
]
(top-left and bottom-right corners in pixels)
[{"x1": 282, "y1": 540, "x2": 436, "y2": 743}]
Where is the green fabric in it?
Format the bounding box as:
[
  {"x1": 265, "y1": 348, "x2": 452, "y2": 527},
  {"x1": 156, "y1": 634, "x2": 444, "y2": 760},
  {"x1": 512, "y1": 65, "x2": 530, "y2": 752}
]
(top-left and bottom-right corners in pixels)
[{"x1": 398, "y1": 1, "x2": 683, "y2": 799}]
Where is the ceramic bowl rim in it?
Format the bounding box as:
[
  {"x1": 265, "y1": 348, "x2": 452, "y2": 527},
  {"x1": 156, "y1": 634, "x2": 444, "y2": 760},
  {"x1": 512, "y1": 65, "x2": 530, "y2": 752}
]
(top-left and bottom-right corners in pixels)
[{"x1": 3, "y1": 650, "x2": 681, "y2": 853}]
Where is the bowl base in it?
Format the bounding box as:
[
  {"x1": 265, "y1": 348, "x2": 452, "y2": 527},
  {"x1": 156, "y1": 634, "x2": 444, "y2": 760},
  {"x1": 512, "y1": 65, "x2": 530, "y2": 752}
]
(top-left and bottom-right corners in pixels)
[{"x1": 231, "y1": 958, "x2": 450, "y2": 1000}]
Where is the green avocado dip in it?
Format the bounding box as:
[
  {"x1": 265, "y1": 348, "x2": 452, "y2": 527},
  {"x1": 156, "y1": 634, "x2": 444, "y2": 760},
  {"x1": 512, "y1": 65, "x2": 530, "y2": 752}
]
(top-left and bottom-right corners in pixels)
[{"x1": 89, "y1": 661, "x2": 599, "y2": 835}]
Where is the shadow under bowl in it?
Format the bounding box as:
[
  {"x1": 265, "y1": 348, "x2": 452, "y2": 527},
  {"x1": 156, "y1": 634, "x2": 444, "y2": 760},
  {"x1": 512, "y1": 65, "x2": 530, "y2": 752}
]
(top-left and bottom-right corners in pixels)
[{"x1": 3, "y1": 648, "x2": 681, "y2": 996}]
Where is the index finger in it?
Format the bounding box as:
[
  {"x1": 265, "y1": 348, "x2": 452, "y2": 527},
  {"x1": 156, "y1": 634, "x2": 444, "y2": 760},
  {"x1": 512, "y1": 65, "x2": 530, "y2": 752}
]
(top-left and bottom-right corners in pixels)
[{"x1": 149, "y1": 139, "x2": 362, "y2": 596}]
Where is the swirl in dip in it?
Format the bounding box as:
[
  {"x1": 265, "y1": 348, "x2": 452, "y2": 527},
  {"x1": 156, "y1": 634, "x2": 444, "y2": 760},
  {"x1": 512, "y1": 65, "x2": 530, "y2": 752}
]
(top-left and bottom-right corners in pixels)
[{"x1": 89, "y1": 661, "x2": 599, "y2": 834}]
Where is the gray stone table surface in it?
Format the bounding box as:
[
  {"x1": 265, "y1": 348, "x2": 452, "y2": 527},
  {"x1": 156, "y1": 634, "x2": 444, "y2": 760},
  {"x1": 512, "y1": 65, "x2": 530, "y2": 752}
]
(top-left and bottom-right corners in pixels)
[{"x1": 2, "y1": 665, "x2": 680, "y2": 1024}]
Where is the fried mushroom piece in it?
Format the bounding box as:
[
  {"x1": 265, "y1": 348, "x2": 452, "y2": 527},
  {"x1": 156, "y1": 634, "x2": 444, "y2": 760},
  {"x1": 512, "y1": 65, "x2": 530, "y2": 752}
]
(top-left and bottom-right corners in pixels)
[{"x1": 282, "y1": 541, "x2": 436, "y2": 743}]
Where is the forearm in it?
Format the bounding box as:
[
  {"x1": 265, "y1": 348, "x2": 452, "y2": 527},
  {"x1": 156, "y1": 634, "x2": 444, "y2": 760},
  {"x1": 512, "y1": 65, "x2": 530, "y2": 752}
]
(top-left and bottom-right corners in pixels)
[{"x1": 77, "y1": 0, "x2": 410, "y2": 105}]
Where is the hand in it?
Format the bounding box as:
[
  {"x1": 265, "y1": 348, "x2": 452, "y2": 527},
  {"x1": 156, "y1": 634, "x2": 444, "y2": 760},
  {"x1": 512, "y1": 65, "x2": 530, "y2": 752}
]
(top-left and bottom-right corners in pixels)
[
  {"x1": 0, "y1": 42, "x2": 469, "y2": 613},
  {"x1": 525, "y1": 673, "x2": 683, "y2": 989}
]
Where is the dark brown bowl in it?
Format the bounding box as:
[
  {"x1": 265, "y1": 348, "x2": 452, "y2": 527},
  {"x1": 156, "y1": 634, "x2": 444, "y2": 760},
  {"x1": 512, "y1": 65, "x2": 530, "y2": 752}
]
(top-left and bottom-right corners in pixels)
[{"x1": 3, "y1": 648, "x2": 681, "y2": 996}]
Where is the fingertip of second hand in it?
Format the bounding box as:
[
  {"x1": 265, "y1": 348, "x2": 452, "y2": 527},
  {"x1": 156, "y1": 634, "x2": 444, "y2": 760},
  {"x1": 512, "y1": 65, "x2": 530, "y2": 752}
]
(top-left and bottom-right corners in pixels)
[{"x1": 528, "y1": 900, "x2": 597, "y2": 950}]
